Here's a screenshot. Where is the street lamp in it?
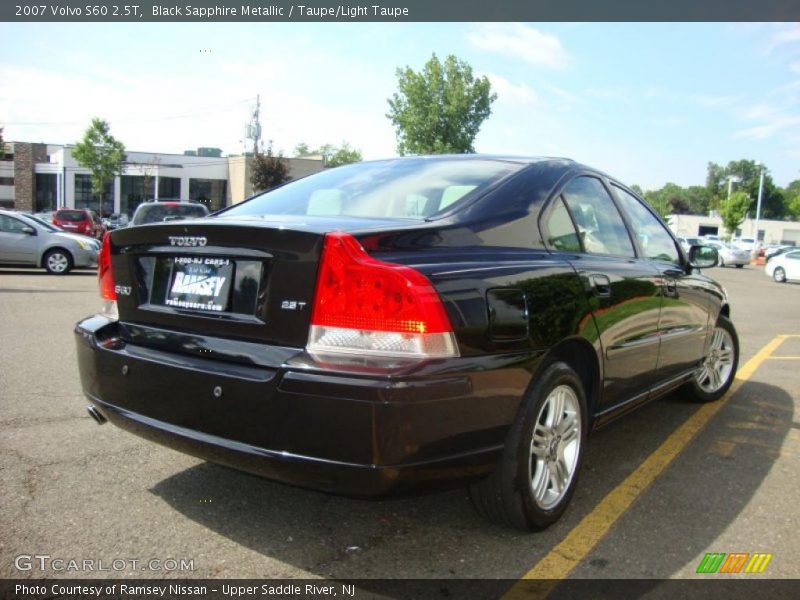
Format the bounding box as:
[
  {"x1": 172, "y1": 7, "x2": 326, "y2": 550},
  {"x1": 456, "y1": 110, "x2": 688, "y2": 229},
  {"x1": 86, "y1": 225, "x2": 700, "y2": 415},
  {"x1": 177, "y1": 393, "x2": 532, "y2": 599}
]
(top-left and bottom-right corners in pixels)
[{"x1": 726, "y1": 175, "x2": 741, "y2": 202}]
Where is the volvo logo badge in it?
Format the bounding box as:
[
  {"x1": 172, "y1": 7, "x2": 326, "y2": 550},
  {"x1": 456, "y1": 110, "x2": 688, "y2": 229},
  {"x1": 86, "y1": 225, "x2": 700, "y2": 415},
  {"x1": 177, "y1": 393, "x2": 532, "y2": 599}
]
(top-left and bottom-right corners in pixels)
[{"x1": 169, "y1": 236, "x2": 207, "y2": 247}]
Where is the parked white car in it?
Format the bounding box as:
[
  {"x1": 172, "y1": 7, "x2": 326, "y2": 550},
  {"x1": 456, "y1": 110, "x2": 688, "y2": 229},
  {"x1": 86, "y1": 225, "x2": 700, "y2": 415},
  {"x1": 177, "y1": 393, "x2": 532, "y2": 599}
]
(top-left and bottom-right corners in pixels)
[
  {"x1": 765, "y1": 249, "x2": 800, "y2": 283},
  {"x1": 705, "y1": 241, "x2": 750, "y2": 268}
]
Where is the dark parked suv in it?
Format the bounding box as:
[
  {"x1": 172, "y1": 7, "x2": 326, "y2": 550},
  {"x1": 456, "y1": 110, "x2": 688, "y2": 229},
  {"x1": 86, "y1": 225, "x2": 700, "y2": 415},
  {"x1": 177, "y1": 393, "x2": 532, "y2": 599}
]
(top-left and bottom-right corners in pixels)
[{"x1": 75, "y1": 156, "x2": 737, "y2": 530}]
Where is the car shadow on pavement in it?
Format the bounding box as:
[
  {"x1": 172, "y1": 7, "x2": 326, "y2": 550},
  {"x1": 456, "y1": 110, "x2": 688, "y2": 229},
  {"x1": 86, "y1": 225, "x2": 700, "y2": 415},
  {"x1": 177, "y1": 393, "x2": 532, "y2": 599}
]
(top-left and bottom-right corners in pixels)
[{"x1": 149, "y1": 379, "x2": 793, "y2": 580}]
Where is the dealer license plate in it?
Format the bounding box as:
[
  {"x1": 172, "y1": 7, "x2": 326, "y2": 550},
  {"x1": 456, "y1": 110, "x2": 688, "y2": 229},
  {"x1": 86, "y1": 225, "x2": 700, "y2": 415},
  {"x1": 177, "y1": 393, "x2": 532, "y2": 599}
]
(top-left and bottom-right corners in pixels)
[{"x1": 165, "y1": 256, "x2": 233, "y2": 312}]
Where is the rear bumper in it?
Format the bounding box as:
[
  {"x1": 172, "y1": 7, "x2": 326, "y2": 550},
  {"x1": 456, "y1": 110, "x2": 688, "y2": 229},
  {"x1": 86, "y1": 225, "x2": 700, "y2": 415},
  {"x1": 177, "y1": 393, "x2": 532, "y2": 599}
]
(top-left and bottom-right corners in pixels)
[{"x1": 75, "y1": 317, "x2": 536, "y2": 496}]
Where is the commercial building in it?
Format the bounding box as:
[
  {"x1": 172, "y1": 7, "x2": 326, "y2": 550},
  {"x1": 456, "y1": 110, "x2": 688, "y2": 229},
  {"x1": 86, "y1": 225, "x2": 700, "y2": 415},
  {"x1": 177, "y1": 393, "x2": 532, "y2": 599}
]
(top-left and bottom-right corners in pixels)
[
  {"x1": 668, "y1": 213, "x2": 800, "y2": 246},
  {"x1": 0, "y1": 141, "x2": 324, "y2": 216}
]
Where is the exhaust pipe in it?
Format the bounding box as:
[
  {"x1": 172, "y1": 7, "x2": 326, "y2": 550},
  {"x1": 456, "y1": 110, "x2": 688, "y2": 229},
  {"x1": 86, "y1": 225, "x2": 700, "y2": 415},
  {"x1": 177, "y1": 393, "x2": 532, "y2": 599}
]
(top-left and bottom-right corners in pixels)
[{"x1": 87, "y1": 405, "x2": 107, "y2": 425}]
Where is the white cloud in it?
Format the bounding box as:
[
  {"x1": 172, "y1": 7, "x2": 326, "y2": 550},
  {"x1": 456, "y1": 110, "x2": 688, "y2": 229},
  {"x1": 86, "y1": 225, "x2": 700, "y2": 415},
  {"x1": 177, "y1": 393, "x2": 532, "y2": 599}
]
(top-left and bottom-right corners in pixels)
[
  {"x1": 484, "y1": 73, "x2": 538, "y2": 105},
  {"x1": 791, "y1": 62, "x2": 800, "y2": 75},
  {"x1": 734, "y1": 115, "x2": 800, "y2": 140},
  {"x1": 767, "y1": 24, "x2": 800, "y2": 53},
  {"x1": 467, "y1": 24, "x2": 569, "y2": 70}
]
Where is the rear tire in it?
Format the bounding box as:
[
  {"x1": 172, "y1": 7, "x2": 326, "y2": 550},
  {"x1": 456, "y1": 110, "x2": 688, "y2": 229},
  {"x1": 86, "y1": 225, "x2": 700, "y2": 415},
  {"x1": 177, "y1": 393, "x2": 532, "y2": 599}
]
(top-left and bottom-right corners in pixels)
[
  {"x1": 683, "y1": 316, "x2": 739, "y2": 403},
  {"x1": 773, "y1": 267, "x2": 786, "y2": 283},
  {"x1": 469, "y1": 362, "x2": 587, "y2": 531},
  {"x1": 43, "y1": 248, "x2": 73, "y2": 275},
  {"x1": 735, "y1": 264, "x2": 744, "y2": 269}
]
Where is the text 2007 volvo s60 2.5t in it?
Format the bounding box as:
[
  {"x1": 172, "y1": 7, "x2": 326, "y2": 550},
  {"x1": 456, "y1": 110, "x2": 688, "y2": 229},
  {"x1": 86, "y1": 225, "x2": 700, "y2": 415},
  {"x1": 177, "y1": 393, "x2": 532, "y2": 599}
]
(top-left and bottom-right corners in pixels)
[{"x1": 75, "y1": 156, "x2": 738, "y2": 530}]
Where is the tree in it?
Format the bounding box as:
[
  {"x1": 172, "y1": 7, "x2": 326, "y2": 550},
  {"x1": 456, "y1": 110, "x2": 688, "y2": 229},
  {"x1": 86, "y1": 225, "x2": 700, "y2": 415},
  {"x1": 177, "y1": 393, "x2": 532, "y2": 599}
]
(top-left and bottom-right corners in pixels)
[
  {"x1": 323, "y1": 142, "x2": 362, "y2": 167},
  {"x1": 250, "y1": 141, "x2": 289, "y2": 193},
  {"x1": 387, "y1": 53, "x2": 496, "y2": 155},
  {"x1": 72, "y1": 118, "x2": 126, "y2": 201},
  {"x1": 294, "y1": 142, "x2": 312, "y2": 157},
  {"x1": 788, "y1": 194, "x2": 800, "y2": 221},
  {"x1": 294, "y1": 141, "x2": 363, "y2": 167},
  {"x1": 719, "y1": 191, "x2": 751, "y2": 235},
  {"x1": 705, "y1": 159, "x2": 786, "y2": 220},
  {"x1": 0, "y1": 125, "x2": 5, "y2": 157}
]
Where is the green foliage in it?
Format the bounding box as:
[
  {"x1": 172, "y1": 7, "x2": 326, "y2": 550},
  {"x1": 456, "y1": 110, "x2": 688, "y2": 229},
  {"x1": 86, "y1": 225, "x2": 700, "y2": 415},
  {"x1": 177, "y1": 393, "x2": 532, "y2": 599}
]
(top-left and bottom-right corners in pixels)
[
  {"x1": 387, "y1": 53, "x2": 497, "y2": 155},
  {"x1": 295, "y1": 141, "x2": 362, "y2": 167},
  {"x1": 293, "y1": 142, "x2": 312, "y2": 157},
  {"x1": 323, "y1": 143, "x2": 362, "y2": 168},
  {"x1": 640, "y1": 182, "x2": 712, "y2": 217},
  {"x1": 705, "y1": 159, "x2": 785, "y2": 219},
  {"x1": 0, "y1": 126, "x2": 5, "y2": 157},
  {"x1": 72, "y1": 118, "x2": 126, "y2": 196},
  {"x1": 250, "y1": 141, "x2": 289, "y2": 193},
  {"x1": 788, "y1": 194, "x2": 800, "y2": 221},
  {"x1": 719, "y1": 191, "x2": 752, "y2": 235}
]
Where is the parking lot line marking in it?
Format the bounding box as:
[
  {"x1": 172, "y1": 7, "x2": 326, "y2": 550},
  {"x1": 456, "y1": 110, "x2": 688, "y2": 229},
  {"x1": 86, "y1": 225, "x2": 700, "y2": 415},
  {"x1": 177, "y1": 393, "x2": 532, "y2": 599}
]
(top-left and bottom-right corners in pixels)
[{"x1": 506, "y1": 335, "x2": 785, "y2": 596}]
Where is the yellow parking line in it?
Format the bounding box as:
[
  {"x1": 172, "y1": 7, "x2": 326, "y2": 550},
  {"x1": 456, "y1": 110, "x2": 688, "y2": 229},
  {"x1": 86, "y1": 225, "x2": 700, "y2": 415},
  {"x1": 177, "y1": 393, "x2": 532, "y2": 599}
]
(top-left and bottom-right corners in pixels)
[{"x1": 505, "y1": 335, "x2": 785, "y2": 598}]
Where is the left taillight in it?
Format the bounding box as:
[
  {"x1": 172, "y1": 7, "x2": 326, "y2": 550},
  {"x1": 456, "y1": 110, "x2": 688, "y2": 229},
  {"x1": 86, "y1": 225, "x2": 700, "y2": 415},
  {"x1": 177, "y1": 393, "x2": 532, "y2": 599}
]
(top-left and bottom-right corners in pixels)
[{"x1": 98, "y1": 232, "x2": 118, "y2": 320}]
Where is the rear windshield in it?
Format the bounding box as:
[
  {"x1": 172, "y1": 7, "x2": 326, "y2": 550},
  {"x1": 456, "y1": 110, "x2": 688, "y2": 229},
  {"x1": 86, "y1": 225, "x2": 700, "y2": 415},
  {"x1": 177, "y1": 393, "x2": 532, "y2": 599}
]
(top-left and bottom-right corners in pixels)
[
  {"x1": 222, "y1": 159, "x2": 524, "y2": 220},
  {"x1": 132, "y1": 203, "x2": 208, "y2": 225},
  {"x1": 56, "y1": 210, "x2": 87, "y2": 222}
]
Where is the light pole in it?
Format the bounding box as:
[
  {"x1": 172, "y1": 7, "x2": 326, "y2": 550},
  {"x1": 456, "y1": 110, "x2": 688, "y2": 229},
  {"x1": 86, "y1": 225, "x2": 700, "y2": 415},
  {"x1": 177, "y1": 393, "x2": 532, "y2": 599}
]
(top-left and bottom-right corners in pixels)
[{"x1": 753, "y1": 167, "x2": 765, "y2": 256}]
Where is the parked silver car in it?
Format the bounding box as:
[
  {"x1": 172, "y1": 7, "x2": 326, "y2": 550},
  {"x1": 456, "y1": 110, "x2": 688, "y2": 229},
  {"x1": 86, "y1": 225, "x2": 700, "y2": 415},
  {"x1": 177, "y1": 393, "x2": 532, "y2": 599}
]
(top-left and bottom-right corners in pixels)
[
  {"x1": 0, "y1": 209, "x2": 101, "y2": 274},
  {"x1": 705, "y1": 240, "x2": 750, "y2": 268}
]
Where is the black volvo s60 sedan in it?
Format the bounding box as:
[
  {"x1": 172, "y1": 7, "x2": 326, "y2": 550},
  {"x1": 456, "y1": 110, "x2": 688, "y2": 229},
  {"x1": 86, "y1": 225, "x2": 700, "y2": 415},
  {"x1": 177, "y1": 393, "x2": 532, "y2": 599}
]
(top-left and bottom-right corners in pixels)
[{"x1": 75, "y1": 156, "x2": 738, "y2": 530}]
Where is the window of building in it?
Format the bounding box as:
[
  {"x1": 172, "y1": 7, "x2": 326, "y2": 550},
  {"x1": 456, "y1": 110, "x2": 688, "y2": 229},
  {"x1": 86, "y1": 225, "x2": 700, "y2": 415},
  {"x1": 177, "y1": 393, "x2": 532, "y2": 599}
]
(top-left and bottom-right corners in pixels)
[
  {"x1": 0, "y1": 177, "x2": 14, "y2": 186},
  {"x1": 35, "y1": 174, "x2": 57, "y2": 212},
  {"x1": 158, "y1": 177, "x2": 181, "y2": 199},
  {"x1": 120, "y1": 175, "x2": 155, "y2": 217},
  {"x1": 74, "y1": 174, "x2": 113, "y2": 216},
  {"x1": 613, "y1": 185, "x2": 680, "y2": 265},
  {"x1": 189, "y1": 178, "x2": 227, "y2": 212},
  {"x1": 561, "y1": 177, "x2": 635, "y2": 257}
]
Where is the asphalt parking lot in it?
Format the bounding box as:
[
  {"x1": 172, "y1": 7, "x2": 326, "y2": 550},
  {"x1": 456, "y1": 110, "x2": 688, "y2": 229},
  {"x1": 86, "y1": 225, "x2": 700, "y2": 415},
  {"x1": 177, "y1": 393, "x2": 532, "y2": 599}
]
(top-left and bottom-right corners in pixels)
[{"x1": 1, "y1": 264, "x2": 798, "y2": 584}]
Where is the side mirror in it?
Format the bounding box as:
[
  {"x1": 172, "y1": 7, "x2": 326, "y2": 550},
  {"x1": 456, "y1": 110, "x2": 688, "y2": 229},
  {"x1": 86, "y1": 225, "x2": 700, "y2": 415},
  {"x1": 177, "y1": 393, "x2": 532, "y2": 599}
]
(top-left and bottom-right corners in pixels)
[
  {"x1": 688, "y1": 245, "x2": 718, "y2": 269},
  {"x1": 21, "y1": 226, "x2": 37, "y2": 236}
]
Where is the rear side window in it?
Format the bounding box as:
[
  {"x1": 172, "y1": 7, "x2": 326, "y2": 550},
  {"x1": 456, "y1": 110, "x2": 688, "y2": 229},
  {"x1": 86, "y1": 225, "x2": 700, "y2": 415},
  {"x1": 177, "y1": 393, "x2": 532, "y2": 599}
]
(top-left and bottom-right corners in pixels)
[
  {"x1": 561, "y1": 177, "x2": 635, "y2": 258},
  {"x1": 613, "y1": 185, "x2": 680, "y2": 265},
  {"x1": 543, "y1": 198, "x2": 581, "y2": 252}
]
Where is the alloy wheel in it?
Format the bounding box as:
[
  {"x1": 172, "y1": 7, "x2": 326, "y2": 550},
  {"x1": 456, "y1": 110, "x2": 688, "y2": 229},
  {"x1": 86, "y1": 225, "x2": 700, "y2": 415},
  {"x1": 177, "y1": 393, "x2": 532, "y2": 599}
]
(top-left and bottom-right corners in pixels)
[
  {"x1": 529, "y1": 384, "x2": 581, "y2": 510},
  {"x1": 695, "y1": 326, "x2": 735, "y2": 393}
]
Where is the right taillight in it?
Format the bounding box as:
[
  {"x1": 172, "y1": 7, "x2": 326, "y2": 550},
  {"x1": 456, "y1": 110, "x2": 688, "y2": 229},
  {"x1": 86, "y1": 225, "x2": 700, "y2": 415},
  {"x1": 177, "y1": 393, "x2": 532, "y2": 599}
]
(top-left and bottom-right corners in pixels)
[
  {"x1": 307, "y1": 232, "x2": 458, "y2": 360},
  {"x1": 98, "y1": 232, "x2": 118, "y2": 320}
]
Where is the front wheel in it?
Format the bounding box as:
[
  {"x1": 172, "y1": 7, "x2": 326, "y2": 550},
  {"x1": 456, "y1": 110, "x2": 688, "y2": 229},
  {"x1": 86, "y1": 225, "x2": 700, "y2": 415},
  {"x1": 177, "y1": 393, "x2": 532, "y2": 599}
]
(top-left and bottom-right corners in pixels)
[
  {"x1": 683, "y1": 316, "x2": 739, "y2": 403},
  {"x1": 469, "y1": 362, "x2": 587, "y2": 531},
  {"x1": 43, "y1": 249, "x2": 73, "y2": 275},
  {"x1": 735, "y1": 264, "x2": 744, "y2": 269},
  {"x1": 773, "y1": 267, "x2": 786, "y2": 283}
]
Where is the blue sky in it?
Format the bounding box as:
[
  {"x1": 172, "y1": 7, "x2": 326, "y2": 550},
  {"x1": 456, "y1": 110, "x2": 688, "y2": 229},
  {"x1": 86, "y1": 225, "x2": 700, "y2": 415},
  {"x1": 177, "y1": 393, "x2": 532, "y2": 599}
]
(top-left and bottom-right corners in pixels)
[{"x1": 1, "y1": 22, "x2": 799, "y2": 189}]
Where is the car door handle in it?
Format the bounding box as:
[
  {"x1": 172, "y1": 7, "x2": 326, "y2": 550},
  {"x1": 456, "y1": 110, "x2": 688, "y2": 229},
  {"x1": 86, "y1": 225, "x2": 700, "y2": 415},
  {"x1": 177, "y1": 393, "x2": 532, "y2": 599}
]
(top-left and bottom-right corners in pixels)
[
  {"x1": 590, "y1": 274, "x2": 612, "y2": 297},
  {"x1": 664, "y1": 279, "x2": 678, "y2": 298}
]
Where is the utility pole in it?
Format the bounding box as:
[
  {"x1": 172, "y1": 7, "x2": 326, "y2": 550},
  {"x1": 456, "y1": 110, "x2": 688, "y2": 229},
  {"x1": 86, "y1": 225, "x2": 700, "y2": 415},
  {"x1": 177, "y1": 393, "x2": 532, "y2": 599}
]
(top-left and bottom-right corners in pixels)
[
  {"x1": 753, "y1": 167, "x2": 765, "y2": 255},
  {"x1": 245, "y1": 95, "x2": 262, "y2": 156}
]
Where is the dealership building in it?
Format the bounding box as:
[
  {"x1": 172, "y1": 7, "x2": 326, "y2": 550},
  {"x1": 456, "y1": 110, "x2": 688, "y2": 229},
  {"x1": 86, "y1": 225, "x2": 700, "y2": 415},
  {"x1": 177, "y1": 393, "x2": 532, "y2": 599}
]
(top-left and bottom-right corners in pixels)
[
  {"x1": 0, "y1": 141, "x2": 325, "y2": 216},
  {"x1": 668, "y1": 213, "x2": 800, "y2": 246}
]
